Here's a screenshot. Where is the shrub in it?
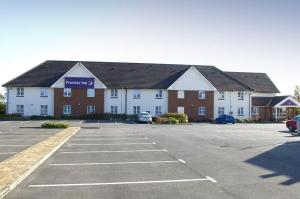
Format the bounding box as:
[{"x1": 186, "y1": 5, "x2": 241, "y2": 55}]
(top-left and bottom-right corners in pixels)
[
  {"x1": 162, "y1": 113, "x2": 188, "y2": 123},
  {"x1": 155, "y1": 117, "x2": 170, "y2": 124},
  {"x1": 168, "y1": 117, "x2": 179, "y2": 124},
  {"x1": 41, "y1": 122, "x2": 69, "y2": 128}
]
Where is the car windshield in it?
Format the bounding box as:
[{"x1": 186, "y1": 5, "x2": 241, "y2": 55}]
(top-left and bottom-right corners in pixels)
[{"x1": 140, "y1": 113, "x2": 149, "y2": 116}]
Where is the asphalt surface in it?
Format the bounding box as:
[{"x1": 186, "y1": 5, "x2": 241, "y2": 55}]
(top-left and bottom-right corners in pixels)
[{"x1": 2, "y1": 121, "x2": 300, "y2": 199}]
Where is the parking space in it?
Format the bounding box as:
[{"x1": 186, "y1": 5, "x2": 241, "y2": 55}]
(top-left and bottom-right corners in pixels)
[
  {"x1": 4, "y1": 122, "x2": 300, "y2": 199},
  {"x1": 0, "y1": 121, "x2": 60, "y2": 162}
]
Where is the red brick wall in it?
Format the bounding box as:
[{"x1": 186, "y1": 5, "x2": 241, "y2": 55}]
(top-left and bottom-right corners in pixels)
[
  {"x1": 168, "y1": 90, "x2": 214, "y2": 121},
  {"x1": 54, "y1": 88, "x2": 104, "y2": 116}
]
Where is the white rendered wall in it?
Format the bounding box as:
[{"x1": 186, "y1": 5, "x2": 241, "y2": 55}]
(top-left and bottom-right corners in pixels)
[
  {"x1": 7, "y1": 87, "x2": 54, "y2": 116},
  {"x1": 104, "y1": 89, "x2": 168, "y2": 115},
  {"x1": 214, "y1": 91, "x2": 251, "y2": 119}
]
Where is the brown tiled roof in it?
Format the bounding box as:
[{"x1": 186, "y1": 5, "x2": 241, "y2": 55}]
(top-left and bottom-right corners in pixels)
[{"x1": 2, "y1": 60, "x2": 253, "y2": 90}]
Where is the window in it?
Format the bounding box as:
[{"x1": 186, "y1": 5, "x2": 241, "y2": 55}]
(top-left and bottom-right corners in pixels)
[
  {"x1": 63, "y1": 105, "x2": 71, "y2": 115},
  {"x1": 133, "y1": 106, "x2": 140, "y2": 115},
  {"x1": 252, "y1": 107, "x2": 260, "y2": 116},
  {"x1": 40, "y1": 105, "x2": 48, "y2": 115},
  {"x1": 177, "y1": 90, "x2": 184, "y2": 99},
  {"x1": 111, "y1": 89, "x2": 118, "y2": 98},
  {"x1": 218, "y1": 107, "x2": 225, "y2": 116},
  {"x1": 198, "y1": 91, "x2": 206, "y2": 99},
  {"x1": 111, "y1": 106, "x2": 118, "y2": 114},
  {"x1": 156, "y1": 90, "x2": 163, "y2": 99},
  {"x1": 16, "y1": 105, "x2": 24, "y2": 114},
  {"x1": 63, "y1": 88, "x2": 71, "y2": 97},
  {"x1": 237, "y1": 107, "x2": 244, "y2": 116},
  {"x1": 198, "y1": 107, "x2": 206, "y2": 115},
  {"x1": 87, "y1": 105, "x2": 96, "y2": 114},
  {"x1": 133, "y1": 90, "x2": 141, "y2": 99},
  {"x1": 87, "y1": 89, "x2": 95, "y2": 98},
  {"x1": 218, "y1": 91, "x2": 225, "y2": 100},
  {"x1": 155, "y1": 106, "x2": 162, "y2": 115},
  {"x1": 238, "y1": 91, "x2": 244, "y2": 100},
  {"x1": 16, "y1": 88, "x2": 24, "y2": 97},
  {"x1": 177, "y1": 107, "x2": 184, "y2": 114},
  {"x1": 40, "y1": 88, "x2": 48, "y2": 97}
]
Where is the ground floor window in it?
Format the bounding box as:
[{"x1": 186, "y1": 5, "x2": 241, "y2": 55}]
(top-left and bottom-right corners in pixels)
[
  {"x1": 87, "y1": 105, "x2": 96, "y2": 114},
  {"x1": 177, "y1": 107, "x2": 184, "y2": 114},
  {"x1": 218, "y1": 107, "x2": 225, "y2": 116},
  {"x1": 63, "y1": 105, "x2": 71, "y2": 115},
  {"x1": 40, "y1": 105, "x2": 48, "y2": 115},
  {"x1": 237, "y1": 107, "x2": 244, "y2": 116},
  {"x1": 16, "y1": 105, "x2": 24, "y2": 115},
  {"x1": 252, "y1": 107, "x2": 260, "y2": 116},
  {"x1": 111, "y1": 106, "x2": 118, "y2": 114},
  {"x1": 155, "y1": 106, "x2": 162, "y2": 115},
  {"x1": 133, "y1": 106, "x2": 140, "y2": 115},
  {"x1": 198, "y1": 107, "x2": 206, "y2": 115}
]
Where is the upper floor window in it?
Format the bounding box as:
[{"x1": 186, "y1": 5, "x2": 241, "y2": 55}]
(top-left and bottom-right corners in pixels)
[
  {"x1": 16, "y1": 105, "x2": 24, "y2": 115},
  {"x1": 237, "y1": 107, "x2": 244, "y2": 116},
  {"x1": 87, "y1": 105, "x2": 96, "y2": 114},
  {"x1": 111, "y1": 89, "x2": 118, "y2": 98},
  {"x1": 156, "y1": 90, "x2": 163, "y2": 99},
  {"x1": 63, "y1": 88, "x2": 71, "y2": 97},
  {"x1": 177, "y1": 90, "x2": 184, "y2": 99},
  {"x1": 87, "y1": 89, "x2": 95, "y2": 98},
  {"x1": 238, "y1": 91, "x2": 244, "y2": 100},
  {"x1": 16, "y1": 87, "x2": 24, "y2": 97},
  {"x1": 133, "y1": 90, "x2": 141, "y2": 99},
  {"x1": 40, "y1": 105, "x2": 48, "y2": 115},
  {"x1": 198, "y1": 90, "x2": 206, "y2": 99},
  {"x1": 218, "y1": 107, "x2": 225, "y2": 116},
  {"x1": 218, "y1": 91, "x2": 225, "y2": 100},
  {"x1": 63, "y1": 105, "x2": 72, "y2": 115},
  {"x1": 198, "y1": 107, "x2": 206, "y2": 115},
  {"x1": 133, "y1": 106, "x2": 140, "y2": 115},
  {"x1": 40, "y1": 88, "x2": 48, "y2": 97}
]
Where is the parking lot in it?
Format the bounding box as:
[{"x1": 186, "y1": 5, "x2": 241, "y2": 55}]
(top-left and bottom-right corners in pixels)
[{"x1": 2, "y1": 121, "x2": 300, "y2": 199}]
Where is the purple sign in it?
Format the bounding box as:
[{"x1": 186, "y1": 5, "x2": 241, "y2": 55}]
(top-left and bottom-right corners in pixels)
[
  {"x1": 65, "y1": 77, "x2": 94, "y2": 88},
  {"x1": 280, "y1": 99, "x2": 297, "y2": 106}
]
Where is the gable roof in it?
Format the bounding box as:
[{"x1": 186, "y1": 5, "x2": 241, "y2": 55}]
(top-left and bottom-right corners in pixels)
[
  {"x1": 224, "y1": 72, "x2": 280, "y2": 93},
  {"x1": 252, "y1": 96, "x2": 290, "y2": 107},
  {"x1": 3, "y1": 60, "x2": 254, "y2": 90}
]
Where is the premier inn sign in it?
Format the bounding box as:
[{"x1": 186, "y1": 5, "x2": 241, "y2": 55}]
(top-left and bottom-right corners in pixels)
[{"x1": 65, "y1": 77, "x2": 95, "y2": 88}]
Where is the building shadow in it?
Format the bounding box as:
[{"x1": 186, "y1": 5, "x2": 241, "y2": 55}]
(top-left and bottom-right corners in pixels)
[{"x1": 245, "y1": 141, "x2": 300, "y2": 185}]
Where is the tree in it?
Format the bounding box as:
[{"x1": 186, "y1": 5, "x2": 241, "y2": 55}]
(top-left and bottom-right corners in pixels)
[
  {"x1": 294, "y1": 85, "x2": 300, "y2": 101},
  {"x1": 0, "y1": 93, "x2": 5, "y2": 114}
]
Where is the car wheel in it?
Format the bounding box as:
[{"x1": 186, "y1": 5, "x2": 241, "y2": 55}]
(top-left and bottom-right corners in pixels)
[{"x1": 288, "y1": 125, "x2": 295, "y2": 132}]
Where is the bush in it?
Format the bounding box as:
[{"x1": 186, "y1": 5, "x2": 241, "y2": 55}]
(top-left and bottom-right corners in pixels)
[
  {"x1": 162, "y1": 113, "x2": 188, "y2": 123},
  {"x1": 41, "y1": 122, "x2": 69, "y2": 128},
  {"x1": 168, "y1": 117, "x2": 179, "y2": 124},
  {"x1": 154, "y1": 116, "x2": 170, "y2": 124}
]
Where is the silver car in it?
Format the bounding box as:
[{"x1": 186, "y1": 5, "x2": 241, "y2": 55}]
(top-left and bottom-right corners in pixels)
[{"x1": 138, "y1": 112, "x2": 152, "y2": 123}]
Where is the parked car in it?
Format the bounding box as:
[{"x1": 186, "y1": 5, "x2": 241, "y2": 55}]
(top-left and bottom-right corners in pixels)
[
  {"x1": 286, "y1": 114, "x2": 300, "y2": 132},
  {"x1": 138, "y1": 112, "x2": 152, "y2": 123},
  {"x1": 216, "y1": 114, "x2": 236, "y2": 124}
]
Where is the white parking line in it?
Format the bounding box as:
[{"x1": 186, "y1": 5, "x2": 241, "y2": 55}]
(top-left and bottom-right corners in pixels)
[
  {"x1": 0, "y1": 139, "x2": 42, "y2": 141},
  {"x1": 29, "y1": 178, "x2": 212, "y2": 188},
  {"x1": 75, "y1": 134, "x2": 142, "y2": 137},
  {"x1": 60, "y1": 149, "x2": 166, "y2": 154},
  {"x1": 70, "y1": 142, "x2": 154, "y2": 146},
  {"x1": 0, "y1": 152, "x2": 18, "y2": 155},
  {"x1": 0, "y1": 144, "x2": 31, "y2": 146},
  {"x1": 50, "y1": 160, "x2": 180, "y2": 166},
  {"x1": 72, "y1": 138, "x2": 148, "y2": 141}
]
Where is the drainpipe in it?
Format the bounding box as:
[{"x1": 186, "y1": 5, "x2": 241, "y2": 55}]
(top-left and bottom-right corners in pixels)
[
  {"x1": 6, "y1": 87, "x2": 9, "y2": 115},
  {"x1": 125, "y1": 89, "x2": 128, "y2": 115},
  {"x1": 249, "y1": 92, "x2": 252, "y2": 118}
]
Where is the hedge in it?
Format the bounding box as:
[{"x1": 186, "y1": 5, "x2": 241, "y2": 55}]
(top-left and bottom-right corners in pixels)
[
  {"x1": 162, "y1": 113, "x2": 188, "y2": 123},
  {"x1": 41, "y1": 122, "x2": 69, "y2": 128}
]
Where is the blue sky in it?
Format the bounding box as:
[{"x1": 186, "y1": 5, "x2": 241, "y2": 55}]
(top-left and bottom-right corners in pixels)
[{"x1": 0, "y1": 0, "x2": 299, "y2": 95}]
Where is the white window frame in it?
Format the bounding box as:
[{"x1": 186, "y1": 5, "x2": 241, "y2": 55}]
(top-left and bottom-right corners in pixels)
[
  {"x1": 16, "y1": 87, "x2": 24, "y2": 97},
  {"x1": 111, "y1": 89, "x2": 118, "y2": 98},
  {"x1": 218, "y1": 91, "x2": 225, "y2": 100},
  {"x1": 155, "y1": 90, "x2": 163, "y2": 99},
  {"x1": 63, "y1": 105, "x2": 71, "y2": 115},
  {"x1": 198, "y1": 107, "x2": 206, "y2": 115},
  {"x1": 198, "y1": 90, "x2": 206, "y2": 99},
  {"x1": 238, "y1": 91, "x2": 244, "y2": 100},
  {"x1": 40, "y1": 105, "x2": 48, "y2": 115},
  {"x1": 177, "y1": 106, "x2": 184, "y2": 114},
  {"x1": 111, "y1": 106, "x2": 118, "y2": 114},
  {"x1": 252, "y1": 107, "x2": 260, "y2": 116},
  {"x1": 87, "y1": 89, "x2": 95, "y2": 98},
  {"x1": 16, "y1": 105, "x2": 24, "y2": 115},
  {"x1": 133, "y1": 106, "x2": 140, "y2": 115},
  {"x1": 177, "y1": 90, "x2": 184, "y2": 99},
  {"x1": 40, "y1": 88, "x2": 48, "y2": 97},
  {"x1": 133, "y1": 90, "x2": 141, "y2": 99},
  {"x1": 155, "y1": 106, "x2": 162, "y2": 115},
  {"x1": 218, "y1": 107, "x2": 225, "y2": 116},
  {"x1": 63, "y1": 88, "x2": 71, "y2": 97},
  {"x1": 237, "y1": 107, "x2": 244, "y2": 116},
  {"x1": 87, "y1": 105, "x2": 96, "y2": 114}
]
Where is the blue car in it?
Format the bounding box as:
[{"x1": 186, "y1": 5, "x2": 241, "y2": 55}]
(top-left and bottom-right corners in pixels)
[{"x1": 216, "y1": 114, "x2": 236, "y2": 124}]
